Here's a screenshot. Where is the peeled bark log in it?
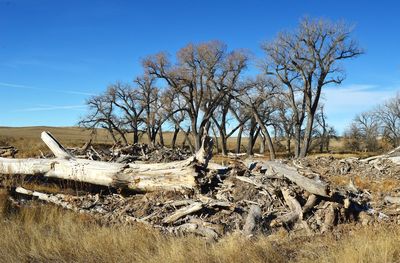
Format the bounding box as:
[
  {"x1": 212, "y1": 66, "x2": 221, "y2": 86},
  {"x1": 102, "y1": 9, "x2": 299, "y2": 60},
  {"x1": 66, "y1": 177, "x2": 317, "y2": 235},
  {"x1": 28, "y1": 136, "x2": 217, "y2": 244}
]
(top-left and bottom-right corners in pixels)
[
  {"x1": 362, "y1": 145, "x2": 400, "y2": 164},
  {"x1": 15, "y1": 187, "x2": 74, "y2": 210},
  {"x1": 173, "y1": 223, "x2": 218, "y2": 240},
  {"x1": 321, "y1": 202, "x2": 337, "y2": 233},
  {"x1": 271, "y1": 189, "x2": 302, "y2": 227},
  {"x1": 264, "y1": 161, "x2": 329, "y2": 197},
  {"x1": 0, "y1": 131, "x2": 213, "y2": 192},
  {"x1": 242, "y1": 205, "x2": 261, "y2": 237},
  {"x1": 162, "y1": 202, "x2": 203, "y2": 224},
  {"x1": 302, "y1": 194, "x2": 318, "y2": 214}
]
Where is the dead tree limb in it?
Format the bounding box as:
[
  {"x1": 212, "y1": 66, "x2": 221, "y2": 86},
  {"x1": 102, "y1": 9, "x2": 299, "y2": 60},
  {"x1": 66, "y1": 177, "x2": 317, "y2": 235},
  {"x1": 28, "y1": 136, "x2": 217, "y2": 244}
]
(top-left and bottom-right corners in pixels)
[
  {"x1": 271, "y1": 189, "x2": 303, "y2": 227},
  {"x1": 242, "y1": 205, "x2": 262, "y2": 237},
  {"x1": 162, "y1": 202, "x2": 203, "y2": 224},
  {"x1": 264, "y1": 161, "x2": 329, "y2": 197},
  {"x1": 0, "y1": 131, "x2": 213, "y2": 192}
]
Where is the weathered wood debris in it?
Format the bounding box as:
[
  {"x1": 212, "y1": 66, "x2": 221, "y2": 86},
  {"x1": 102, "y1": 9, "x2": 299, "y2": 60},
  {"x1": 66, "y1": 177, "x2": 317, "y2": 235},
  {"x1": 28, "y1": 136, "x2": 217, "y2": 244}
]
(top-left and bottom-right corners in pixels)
[
  {"x1": 0, "y1": 146, "x2": 18, "y2": 158},
  {"x1": 1, "y1": 132, "x2": 400, "y2": 240}
]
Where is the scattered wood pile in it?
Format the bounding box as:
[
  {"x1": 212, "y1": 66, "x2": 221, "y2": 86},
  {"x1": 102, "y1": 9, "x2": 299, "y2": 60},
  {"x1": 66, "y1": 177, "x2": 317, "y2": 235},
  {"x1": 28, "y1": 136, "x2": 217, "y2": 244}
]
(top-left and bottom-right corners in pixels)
[
  {"x1": 1, "y1": 132, "x2": 400, "y2": 240},
  {"x1": 0, "y1": 146, "x2": 18, "y2": 158},
  {"x1": 64, "y1": 141, "x2": 192, "y2": 163}
]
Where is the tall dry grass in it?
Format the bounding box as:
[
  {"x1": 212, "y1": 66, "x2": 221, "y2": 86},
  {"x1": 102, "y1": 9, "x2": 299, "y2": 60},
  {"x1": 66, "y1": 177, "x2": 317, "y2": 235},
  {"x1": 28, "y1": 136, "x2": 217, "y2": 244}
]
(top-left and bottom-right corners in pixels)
[
  {"x1": 0, "y1": 191, "x2": 284, "y2": 263},
  {"x1": 1, "y1": 189, "x2": 400, "y2": 263}
]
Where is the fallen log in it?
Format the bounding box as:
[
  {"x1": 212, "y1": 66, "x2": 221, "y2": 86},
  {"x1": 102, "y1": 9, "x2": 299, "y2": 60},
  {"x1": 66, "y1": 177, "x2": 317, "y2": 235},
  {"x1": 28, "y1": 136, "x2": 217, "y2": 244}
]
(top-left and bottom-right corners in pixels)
[
  {"x1": 264, "y1": 161, "x2": 330, "y2": 197},
  {"x1": 242, "y1": 205, "x2": 261, "y2": 237},
  {"x1": 302, "y1": 194, "x2": 318, "y2": 214},
  {"x1": 15, "y1": 186, "x2": 73, "y2": 209},
  {"x1": 0, "y1": 132, "x2": 213, "y2": 192},
  {"x1": 162, "y1": 202, "x2": 203, "y2": 224},
  {"x1": 362, "y1": 145, "x2": 400, "y2": 164},
  {"x1": 173, "y1": 223, "x2": 218, "y2": 240},
  {"x1": 271, "y1": 189, "x2": 303, "y2": 227}
]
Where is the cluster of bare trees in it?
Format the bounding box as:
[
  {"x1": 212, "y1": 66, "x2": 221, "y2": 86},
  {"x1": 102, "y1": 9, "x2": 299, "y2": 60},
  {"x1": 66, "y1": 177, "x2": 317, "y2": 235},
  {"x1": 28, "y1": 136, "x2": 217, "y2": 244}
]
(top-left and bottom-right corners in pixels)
[
  {"x1": 80, "y1": 18, "x2": 362, "y2": 158},
  {"x1": 345, "y1": 93, "x2": 400, "y2": 152}
]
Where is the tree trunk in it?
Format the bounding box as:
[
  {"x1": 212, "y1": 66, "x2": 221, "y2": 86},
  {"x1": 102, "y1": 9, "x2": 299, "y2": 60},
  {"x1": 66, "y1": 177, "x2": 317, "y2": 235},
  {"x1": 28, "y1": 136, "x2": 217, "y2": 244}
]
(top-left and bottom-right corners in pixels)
[
  {"x1": 286, "y1": 136, "x2": 291, "y2": 155},
  {"x1": 171, "y1": 126, "x2": 180, "y2": 149},
  {"x1": 220, "y1": 137, "x2": 228, "y2": 156},
  {"x1": 133, "y1": 127, "x2": 139, "y2": 144},
  {"x1": 236, "y1": 126, "x2": 243, "y2": 154},
  {"x1": 107, "y1": 127, "x2": 118, "y2": 144},
  {"x1": 159, "y1": 126, "x2": 164, "y2": 146},
  {"x1": 253, "y1": 111, "x2": 276, "y2": 160},
  {"x1": 211, "y1": 125, "x2": 220, "y2": 154},
  {"x1": 247, "y1": 118, "x2": 257, "y2": 156},
  {"x1": 259, "y1": 134, "x2": 265, "y2": 154},
  {"x1": 264, "y1": 161, "x2": 329, "y2": 197},
  {"x1": 182, "y1": 128, "x2": 195, "y2": 153},
  {"x1": 293, "y1": 123, "x2": 301, "y2": 158},
  {"x1": 0, "y1": 132, "x2": 214, "y2": 192},
  {"x1": 194, "y1": 132, "x2": 201, "y2": 152},
  {"x1": 300, "y1": 114, "x2": 315, "y2": 158}
]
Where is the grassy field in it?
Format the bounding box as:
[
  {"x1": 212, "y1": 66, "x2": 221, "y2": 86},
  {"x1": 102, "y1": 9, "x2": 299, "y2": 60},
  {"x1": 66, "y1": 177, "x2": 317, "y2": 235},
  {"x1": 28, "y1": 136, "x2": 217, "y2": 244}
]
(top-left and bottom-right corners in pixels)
[{"x1": 0, "y1": 126, "x2": 349, "y2": 158}]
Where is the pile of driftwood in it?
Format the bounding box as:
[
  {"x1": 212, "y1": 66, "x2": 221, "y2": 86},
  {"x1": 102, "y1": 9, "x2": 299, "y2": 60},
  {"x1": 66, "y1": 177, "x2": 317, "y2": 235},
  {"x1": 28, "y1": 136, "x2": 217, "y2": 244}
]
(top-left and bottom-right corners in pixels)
[
  {"x1": 1, "y1": 132, "x2": 399, "y2": 239},
  {"x1": 0, "y1": 146, "x2": 18, "y2": 158},
  {"x1": 63, "y1": 141, "x2": 191, "y2": 163}
]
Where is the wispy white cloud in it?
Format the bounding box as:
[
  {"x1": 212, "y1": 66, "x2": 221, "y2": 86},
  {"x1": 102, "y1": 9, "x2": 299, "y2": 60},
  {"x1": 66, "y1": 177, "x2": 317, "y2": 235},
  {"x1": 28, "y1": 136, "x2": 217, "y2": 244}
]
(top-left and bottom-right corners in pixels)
[
  {"x1": 0, "y1": 82, "x2": 95, "y2": 96},
  {"x1": 323, "y1": 84, "x2": 397, "y2": 114},
  {"x1": 0, "y1": 82, "x2": 31, "y2": 89},
  {"x1": 12, "y1": 105, "x2": 86, "y2": 112},
  {"x1": 322, "y1": 84, "x2": 399, "y2": 133}
]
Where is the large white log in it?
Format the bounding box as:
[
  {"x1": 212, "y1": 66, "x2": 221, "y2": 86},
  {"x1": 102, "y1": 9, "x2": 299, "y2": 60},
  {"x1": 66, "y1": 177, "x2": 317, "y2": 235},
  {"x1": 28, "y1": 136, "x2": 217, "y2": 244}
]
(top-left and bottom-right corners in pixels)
[{"x1": 0, "y1": 131, "x2": 213, "y2": 192}]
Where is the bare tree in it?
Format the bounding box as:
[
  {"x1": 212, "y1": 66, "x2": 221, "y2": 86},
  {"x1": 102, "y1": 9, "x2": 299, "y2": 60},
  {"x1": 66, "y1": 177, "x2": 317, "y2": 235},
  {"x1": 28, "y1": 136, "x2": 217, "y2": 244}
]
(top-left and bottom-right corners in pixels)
[
  {"x1": 107, "y1": 82, "x2": 144, "y2": 144},
  {"x1": 212, "y1": 95, "x2": 250, "y2": 155},
  {"x1": 239, "y1": 76, "x2": 278, "y2": 159},
  {"x1": 135, "y1": 75, "x2": 165, "y2": 146},
  {"x1": 344, "y1": 122, "x2": 363, "y2": 152},
  {"x1": 345, "y1": 111, "x2": 380, "y2": 152},
  {"x1": 79, "y1": 92, "x2": 128, "y2": 145},
  {"x1": 160, "y1": 88, "x2": 194, "y2": 151},
  {"x1": 262, "y1": 18, "x2": 362, "y2": 158},
  {"x1": 313, "y1": 105, "x2": 336, "y2": 152},
  {"x1": 274, "y1": 95, "x2": 295, "y2": 155},
  {"x1": 143, "y1": 41, "x2": 248, "y2": 151},
  {"x1": 376, "y1": 94, "x2": 400, "y2": 147}
]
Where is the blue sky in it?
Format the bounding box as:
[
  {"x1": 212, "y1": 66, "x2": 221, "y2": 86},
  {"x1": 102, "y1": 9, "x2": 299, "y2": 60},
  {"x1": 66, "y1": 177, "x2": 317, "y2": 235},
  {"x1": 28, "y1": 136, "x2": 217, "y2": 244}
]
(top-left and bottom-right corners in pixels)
[{"x1": 0, "y1": 0, "x2": 399, "y2": 133}]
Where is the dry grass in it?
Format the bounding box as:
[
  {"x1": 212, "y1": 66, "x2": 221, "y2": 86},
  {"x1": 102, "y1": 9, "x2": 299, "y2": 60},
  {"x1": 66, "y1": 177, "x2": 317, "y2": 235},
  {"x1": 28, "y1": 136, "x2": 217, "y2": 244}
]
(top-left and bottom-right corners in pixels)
[
  {"x1": 1, "y1": 190, "x2": 400, "y2": 263},
  {"x1": 0, "y1": 191, "x2": 284, "y2": 263}
]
